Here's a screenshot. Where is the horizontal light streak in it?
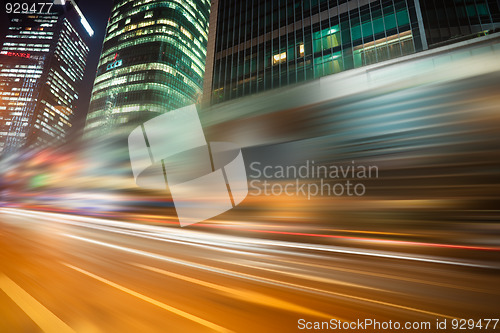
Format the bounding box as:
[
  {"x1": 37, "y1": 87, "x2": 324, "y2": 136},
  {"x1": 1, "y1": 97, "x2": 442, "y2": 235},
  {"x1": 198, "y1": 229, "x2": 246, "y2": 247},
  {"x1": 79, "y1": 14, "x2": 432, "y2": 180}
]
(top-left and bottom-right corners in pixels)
[{"x1": 63, "y1": 263, "x2": 230, "y2": 332}]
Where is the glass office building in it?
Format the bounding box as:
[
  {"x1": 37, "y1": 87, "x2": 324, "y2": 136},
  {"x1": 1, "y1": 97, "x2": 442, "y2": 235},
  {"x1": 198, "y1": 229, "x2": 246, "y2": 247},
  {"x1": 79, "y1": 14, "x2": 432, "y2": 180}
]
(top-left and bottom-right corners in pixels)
[
  {"x1": 205, "y1": 0, "x2": 500, "y2": 105},
  {"x1": 0, "y1": 9, "x2": 90, "y2": 156},
  {"x1": 84, "y1": 0, "x2": 211, "y2": 137}
]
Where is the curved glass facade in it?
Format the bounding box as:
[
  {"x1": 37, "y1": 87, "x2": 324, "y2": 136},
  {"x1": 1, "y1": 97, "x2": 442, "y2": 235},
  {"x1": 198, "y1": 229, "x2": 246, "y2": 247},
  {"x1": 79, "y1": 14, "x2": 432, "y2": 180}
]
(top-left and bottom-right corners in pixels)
[
  {"x1": 85, "y1": 0, "x2": 211, "y2": 136},
  {"x1": 420, "y1": 0, "x2": 500, "y2": 47}
]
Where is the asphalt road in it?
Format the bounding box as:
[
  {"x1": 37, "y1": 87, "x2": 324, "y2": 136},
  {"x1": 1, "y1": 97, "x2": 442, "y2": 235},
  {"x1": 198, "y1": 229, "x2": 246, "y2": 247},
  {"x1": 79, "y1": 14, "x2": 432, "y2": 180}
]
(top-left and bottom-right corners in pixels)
[{"x1": 1, "y1": 208, "x2": 498, "y2": 333}]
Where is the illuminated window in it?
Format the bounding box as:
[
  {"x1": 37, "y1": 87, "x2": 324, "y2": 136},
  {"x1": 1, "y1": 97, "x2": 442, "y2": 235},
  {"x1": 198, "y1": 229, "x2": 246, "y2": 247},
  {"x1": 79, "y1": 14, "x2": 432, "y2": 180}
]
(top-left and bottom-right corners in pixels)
[
  {"x1": 272, "y1": 51, "x2": 286, "y2": 65},
  {"x1": 298, "y1": 44, "x2": 304, "y2": 57},
  {"x1": 181, "y1": 26, "x2": 192, "y2": 40}
]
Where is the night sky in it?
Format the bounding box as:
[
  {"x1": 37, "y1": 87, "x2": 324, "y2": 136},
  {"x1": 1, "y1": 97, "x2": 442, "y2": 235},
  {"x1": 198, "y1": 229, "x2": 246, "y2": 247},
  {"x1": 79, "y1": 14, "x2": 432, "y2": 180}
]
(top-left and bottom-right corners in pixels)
[
  {"x1": 0, "y1": 0, "x2": 114, "y2": 138},
  {"x1": 68, "y1": 0, "x2": 114, "y2": 136}
]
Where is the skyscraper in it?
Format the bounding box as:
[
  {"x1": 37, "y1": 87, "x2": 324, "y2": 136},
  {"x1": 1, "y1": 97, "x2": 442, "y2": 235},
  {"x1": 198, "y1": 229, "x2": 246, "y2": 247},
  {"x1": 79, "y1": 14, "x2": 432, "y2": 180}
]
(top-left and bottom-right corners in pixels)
[
  {"x1": 419, "y1": 0, "x2": 500, "y2": 47},
  {"x1": 0, "y1": 5, "x2": 91, "y2": 156},
  {"x1": 204, "y1": 0, "x2": 500, "y2": 105},
  {"x1": 84, "y1": 0, "x2": 211, "y2": 137}
]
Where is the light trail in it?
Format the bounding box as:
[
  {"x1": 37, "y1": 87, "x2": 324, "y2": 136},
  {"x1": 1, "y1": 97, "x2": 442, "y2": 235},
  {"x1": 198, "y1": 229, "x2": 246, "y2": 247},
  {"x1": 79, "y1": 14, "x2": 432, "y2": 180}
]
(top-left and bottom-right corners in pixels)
[{"x1": 62, "y1": 233, "x2": 458, "y2": 319}]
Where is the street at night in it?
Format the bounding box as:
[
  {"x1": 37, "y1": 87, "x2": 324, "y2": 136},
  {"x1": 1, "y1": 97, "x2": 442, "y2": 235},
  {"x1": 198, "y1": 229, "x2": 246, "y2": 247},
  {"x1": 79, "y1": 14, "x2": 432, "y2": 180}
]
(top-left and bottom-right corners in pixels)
[{"x1": 1, "y1": 208, "x2": 499, "y2": 332}]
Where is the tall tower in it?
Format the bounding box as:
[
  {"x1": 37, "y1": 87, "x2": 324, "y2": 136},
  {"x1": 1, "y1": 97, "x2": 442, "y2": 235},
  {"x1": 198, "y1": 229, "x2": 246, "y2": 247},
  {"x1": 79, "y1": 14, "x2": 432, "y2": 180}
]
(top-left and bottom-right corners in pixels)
[
  {"x1": 84, "y1": 0, "x2": 211, "y2": 137},
  {"x1": 0, "y1": 6, "x2": 91, "y2": 156}
]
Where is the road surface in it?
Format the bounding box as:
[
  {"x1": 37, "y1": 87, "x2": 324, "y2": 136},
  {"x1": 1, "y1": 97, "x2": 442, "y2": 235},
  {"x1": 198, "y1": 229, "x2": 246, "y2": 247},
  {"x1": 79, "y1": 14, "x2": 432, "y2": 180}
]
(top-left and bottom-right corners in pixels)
[{"x1": 0, "y1": 208, "x2": 498, "y2": 332}]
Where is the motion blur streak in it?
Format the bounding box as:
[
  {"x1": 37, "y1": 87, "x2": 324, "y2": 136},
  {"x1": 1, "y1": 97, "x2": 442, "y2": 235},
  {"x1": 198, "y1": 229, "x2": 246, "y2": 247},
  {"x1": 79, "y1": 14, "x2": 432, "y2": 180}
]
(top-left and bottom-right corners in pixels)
[
  {"x1": 133, "y1": 264, "x2": 337, "y2": 320},
  {"x1": 221, "y1": 228, "x2": 500, "y2": 252}
]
